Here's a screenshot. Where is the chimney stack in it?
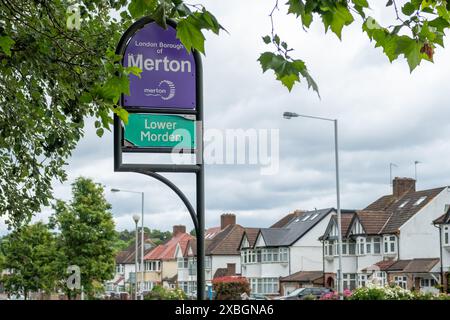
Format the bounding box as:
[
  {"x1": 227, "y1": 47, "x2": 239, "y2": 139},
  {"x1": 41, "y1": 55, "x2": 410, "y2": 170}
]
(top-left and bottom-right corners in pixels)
[
  {"x1": 172, "y1": 225, "x2": 186, "y2": 237},
  {"x1": 393, "y1": 177, "x2": 416, "y2": 198},
  {"x1": 226, "y1": 263, "x2": 236, "y2": 276},
  {"x1": 220, "y1": 213, "x2": 236, "y2": 230}
]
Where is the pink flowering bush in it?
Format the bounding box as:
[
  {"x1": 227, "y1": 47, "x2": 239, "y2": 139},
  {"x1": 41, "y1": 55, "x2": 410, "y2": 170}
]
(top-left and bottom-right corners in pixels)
[{"x1": 319, "y1": 289, "x2": 352, "y2": 300}]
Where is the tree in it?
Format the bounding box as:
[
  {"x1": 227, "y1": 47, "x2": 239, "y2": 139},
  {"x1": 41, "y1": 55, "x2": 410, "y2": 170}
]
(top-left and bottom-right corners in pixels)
[
  {"x1": 2, "y1": 0, "x2": 450, "y2": 226},
  {"x1": 50, "y1": 177, "x2": 117, "y2": 300},
  {"x1": 0, "y1": 222, "x2": 60, "y2": 299}
]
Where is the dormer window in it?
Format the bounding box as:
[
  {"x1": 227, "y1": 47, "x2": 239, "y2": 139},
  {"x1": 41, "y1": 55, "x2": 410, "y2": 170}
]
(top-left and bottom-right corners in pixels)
[{"x1": 414, "y1": 196, "x2": 427, "y2": 206}]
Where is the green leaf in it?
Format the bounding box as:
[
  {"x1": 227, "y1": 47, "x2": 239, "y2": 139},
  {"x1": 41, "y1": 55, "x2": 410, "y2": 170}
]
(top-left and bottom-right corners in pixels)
[
  {"x1": 301, "y1": 12, "x2": 313, "y2": 28},
  {"x1": 286, "y1": 0, "x2": 305, "y2": 17},
  {"x1": 277, "y1": 73, "x2": 299, "y2": 92},
  {"x1": 177, "y1": 17, "x2": 206, "y2": 54},
  {"x1": 125, "y1": 66, "x2": 142, "y2": 78},
  {"x1": 258, "y1": 52, "x2": 276, "y2": 73},
  {"x1": 153, "y1": 4, "x2": 167, "y2": 29},
  {"x1": 262, "y1": 36, "x2": 271, "y2": 44},
  {"x1": 0, "y1": 36, "x2": 15, "y2": 57},
  {"x1": 386, "y1": 0, "x2": 394, "y2": 6},
  {"x1": 128, "y1": 0, "x2": 157, "y2": 19},
  {"x1": 323, "y1": 4, "x2": 354, "y2": 39},
  {"x1": 114, "y1": 107, "x2": 129, "y2": 124},
  {"x1": 395, "y1": 36, "x2": 422, "y2": 72},
  {"x1": 402, "y1": 3, "x2": 416, "y2": 16},
  {"x1": 96, "y1": 128, "x2": 104, "y2": 137},
  {"x1": 352, "y1": 0, "x2": 369, "y2": 8}
]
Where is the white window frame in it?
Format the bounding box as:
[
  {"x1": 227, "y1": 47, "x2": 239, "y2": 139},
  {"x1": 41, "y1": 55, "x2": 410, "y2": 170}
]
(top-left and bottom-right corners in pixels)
[
  {"x1": 383, "y1": 235, "x2": 397, "y2": 254},
  {"x1": 343, "y1": 273, "x2": 357, "y2": 290},
  {"x1": 443, "y1": 225, "x2": 449, "y2": 246},
  {"x1": 357, "y1": 237, "x2": 366, "y2": 255},
  {"x1": 414, "y1": 196, "x2": 427, "y2": 206},
  {"x1": 373, "y1": 237, "x2": 381, "y2": 254},
  {"x1": 394, "y1": 276, "x2": 408, "y2": 289},
  {"x1": 358, "y1": 274, "x2": 367, "y2": 287}
]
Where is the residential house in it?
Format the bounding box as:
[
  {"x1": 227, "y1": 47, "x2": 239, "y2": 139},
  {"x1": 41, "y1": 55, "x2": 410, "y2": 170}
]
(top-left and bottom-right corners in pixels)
[
  {"x1": 239, "y1": 208, "x2": 337, "y2": 296},
  {"x1": 142, "y1": 225, "x2": 193, "y2": 292},
  {"x1": 433, "y1": 206, "x2": 450, "y2": 291},
  {"x1": 175, "y1": 214, "x2": 258, "y2": 296},
  {"x1": 321, "y1": 177, "x2": 450, "y2": 293},
  {"x1": 106, "y1": 235, "x2": 154, "y2": 293}
]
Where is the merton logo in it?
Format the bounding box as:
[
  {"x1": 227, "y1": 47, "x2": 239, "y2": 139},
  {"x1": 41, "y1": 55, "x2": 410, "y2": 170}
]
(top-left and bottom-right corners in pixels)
[{"x1": 144, "y1": 80, "x2": 176, "y2": 100}]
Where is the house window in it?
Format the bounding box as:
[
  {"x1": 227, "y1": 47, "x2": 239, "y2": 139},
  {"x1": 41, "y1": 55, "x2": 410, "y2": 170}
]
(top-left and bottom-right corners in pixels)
[
  {"x1": 280, "y1": 248, "x2": 288, "y2": 262},
  {"x1": 373, "y1": 237, "x2": 381, "y2": 254},
  {"x1": 145, "y1": 260, "x2": 161, "y2": 271},
  {"x1": 414, "y1": 196, "x2": 427, "y2": 206},
  {"x1": 394, "y1": 276, "x2": 408, "y2": 289},
  {"x1": 143, "y1": 281, "x2": 154, "y2": 291},
  {"x1": 358, "y1": 274, "x2": 367, "y2": 287},
  {"x1": 116, "y1": 264, "x2": 124, "y2": 274},
  {"x1": 366, "y1": 238, "x2": 372, "y2": 254},
  {"x1": 398, "y1": 200, "x2": 409, "y2": 208},
  {"x1": 256, "y1": 249, "x2": 262, "y2": 262},
  {"x1": 357, "y1": 238, "x2": 365, "y2": 255},
  {"x1": 343, "y1": 274, "x2": 357, "y2": 290},
  {"x1": 177, "y1": 258, "x2": 188, "y2": 269},
  {"x1": 444, "y1": 226, "x2": 449, "y2": 246},
  {"x1": 249, "y1": 278, "x2": 279, "y2": 294},
  {"x1": 370, "y1": 271, "x2": 387, "y2": 286},
  {"x1": 205, "y1": 256, "x2": 212, "y2": 269},
  {"x1": 347, "y1": 241, "x2": 356, "y2": 255},
  {"x1": 420, "y1": 278, "x2": 437, "y2": 288},
  {"x1": 342, "y1": 241, "x2": 347, "y2": 255},
  {"x1": 178, "y1": 281, "x2": 189, "y2": 293},
  {"x1": 383, "y1": 235, "x2": 397, "y2": 254}
]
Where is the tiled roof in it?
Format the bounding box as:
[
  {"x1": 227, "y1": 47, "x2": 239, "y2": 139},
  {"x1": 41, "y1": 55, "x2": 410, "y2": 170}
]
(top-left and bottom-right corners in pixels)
[
  {"x1": 365, "y1": 195, "x2": 397, "y2": 211},
  {"x1": 361, "y1": 259, "x2": 396, "y2": 272},
  {"x1": 386, "y1": 258, "x2": 440, "y2": 273},
  {"x1": 144, "y1": 233, "x2": 193, "y2": 261},
  {"x1": 381, "y1": 187, "x2": 445, "y2": 233},
  {"x1": 319, "y1": 210, "x2": 356, "y2": 240},
  {"x1": 270, "y1": 210, "x2": 304, "y2": 228},
  {"x1": 115, "y1": 235, "x2": 154, "y2": 264},
  {"x1": 205, "y1": 227, "x2": 221, "y2": 240},
  {"x1": 279, "y1": 271, "x2": 323, "y2": 283},
  {"x1": 355, "y1": 210, "x2": 392, "y2": 235},
  {"x1": 206, "y1": 225, "x2": 256, "y2": 255}
]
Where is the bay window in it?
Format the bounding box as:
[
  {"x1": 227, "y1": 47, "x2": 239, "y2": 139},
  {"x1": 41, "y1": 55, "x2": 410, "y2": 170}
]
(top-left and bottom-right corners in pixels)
[
  {"x1": 249, "y1": 278, "x2": 279, "y2": 294},
  {"x1": 177, "y1": 257, "x2": 188, "y2": 269},
  {"x1": 358, "y1": 274, "x2": 367, "y2": 287},
  {"x1": 373, "y1": 237, "x2": 381, "y2": 254},
  {"x1": 357, "y1": 238, "x2": 366, "y2": 255}
]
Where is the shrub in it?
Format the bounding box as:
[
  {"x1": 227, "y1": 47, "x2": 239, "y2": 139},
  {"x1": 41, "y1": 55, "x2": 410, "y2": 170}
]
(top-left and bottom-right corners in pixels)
[
  {"x1": 144, "y1": 285, "x2": 187, "y2": 300},
  {"x1": 212, "y1": 276, "x2": 250, "y2": 300}
]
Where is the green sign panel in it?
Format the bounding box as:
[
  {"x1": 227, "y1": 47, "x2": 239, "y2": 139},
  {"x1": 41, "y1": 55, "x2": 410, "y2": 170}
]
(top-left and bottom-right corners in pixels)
[{"x1": 124, "y1": 113, "x2": 196, "y2": 150}]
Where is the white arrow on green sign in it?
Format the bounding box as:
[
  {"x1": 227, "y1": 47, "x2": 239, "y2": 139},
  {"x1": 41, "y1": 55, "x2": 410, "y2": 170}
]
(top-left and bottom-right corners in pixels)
[{"x1": 124, "y1": 113, "x2": 196, "y2": 150}]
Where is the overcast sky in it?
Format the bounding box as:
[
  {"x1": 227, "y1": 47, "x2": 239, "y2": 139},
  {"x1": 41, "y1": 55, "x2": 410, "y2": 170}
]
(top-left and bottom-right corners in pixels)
[{"x1": 2, "y1": 1, "x2": 450, "y2": 235}]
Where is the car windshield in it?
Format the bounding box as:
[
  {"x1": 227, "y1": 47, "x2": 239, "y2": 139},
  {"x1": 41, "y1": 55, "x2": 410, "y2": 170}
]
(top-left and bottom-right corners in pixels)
[{"x1": 287, "y1": 288, "x2": 306, "y2": 297}]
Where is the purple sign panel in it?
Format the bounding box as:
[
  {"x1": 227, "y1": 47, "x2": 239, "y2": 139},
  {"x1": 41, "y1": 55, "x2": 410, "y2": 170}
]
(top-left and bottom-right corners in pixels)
[{"x1": 123, "y1": 22, "x2": 196, "y2": 109}]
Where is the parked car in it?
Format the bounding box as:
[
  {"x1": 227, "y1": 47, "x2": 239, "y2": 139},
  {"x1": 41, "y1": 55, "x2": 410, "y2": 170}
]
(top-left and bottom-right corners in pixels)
[
  {"x1": 249, "y1": 293, "x2": 271, "y2": 300},
  {"x1": 277, "y1": 287, "x2": 332, "y2": 300}
]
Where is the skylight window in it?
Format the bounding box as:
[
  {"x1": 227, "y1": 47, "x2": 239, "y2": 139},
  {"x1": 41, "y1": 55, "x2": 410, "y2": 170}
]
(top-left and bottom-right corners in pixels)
[
  {"x1": 414, "y1": 196, "x2": 427, "y2": 206},
  {"x1": 302, "y1": 215, "x2": 311, "y2": 221},
  {"x1": 294, "y1": 218, "x2": 300, "y2": 223},
  {"x1": 399, "y1": 200, "x2": 409, "y2": 208},
  {"x1": 310, "y1": 213, "x2": 319, "y2": 220}
]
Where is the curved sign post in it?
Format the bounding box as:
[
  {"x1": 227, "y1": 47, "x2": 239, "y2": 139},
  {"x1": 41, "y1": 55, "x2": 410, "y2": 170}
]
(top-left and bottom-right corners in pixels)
[{"x1": 114, "y1": 17, "x2": 205, "y2": 300}]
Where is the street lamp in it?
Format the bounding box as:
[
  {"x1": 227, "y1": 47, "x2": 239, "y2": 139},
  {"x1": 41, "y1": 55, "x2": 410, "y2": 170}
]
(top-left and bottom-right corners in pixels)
[
  {"x1": 132, "y1": 214, "x2": 140, "y2": 300},
  {"x1": 112, "y1": 188, "x2": 145, "y2": 300},
  {"x1": 283, "y1": 111, "x2": 344, "y2": 298}
]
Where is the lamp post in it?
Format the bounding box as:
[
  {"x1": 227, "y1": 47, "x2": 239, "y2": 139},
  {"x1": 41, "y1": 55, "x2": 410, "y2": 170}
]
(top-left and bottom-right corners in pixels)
[
  {"x1": 132, "y1": 214, "x2": 140, "y2": 300},
  {"x1": 112, "y1": 188, "x2": 145, "y2": 300},
  {"x1": 283, "y1": 111, "x2": 344, "y2": 298}
]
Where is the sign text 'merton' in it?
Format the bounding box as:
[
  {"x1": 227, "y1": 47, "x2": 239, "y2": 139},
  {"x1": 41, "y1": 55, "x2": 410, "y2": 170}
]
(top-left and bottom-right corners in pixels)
[{"x1": 128, "y1": 54, "x2": 192, "y2": 73}]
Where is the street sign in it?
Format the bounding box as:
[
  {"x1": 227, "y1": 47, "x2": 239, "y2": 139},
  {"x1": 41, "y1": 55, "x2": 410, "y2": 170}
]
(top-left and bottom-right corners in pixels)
[
  {"x1": 124, "y1": 113, "x2": 196, "y2": 150},
  {"x1": 123, "y1": 22, "x2": 196, "y2": 109}
]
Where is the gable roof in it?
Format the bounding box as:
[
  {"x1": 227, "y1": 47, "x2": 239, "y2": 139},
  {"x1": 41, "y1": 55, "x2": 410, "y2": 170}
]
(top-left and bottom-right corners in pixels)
[
  {"x1": 320, "y1": 210, "x2": 356, "y2": 240},
  {"x1": 144, "y1": 233, "x2": 193, "y2": 261},
  {"x1": 349, "y1": 210, "x2": 392, "y2": 236},
  {"x1": 270, "y1": 210, "x2": 304, "y2": 228},
  {"x1": 115, "y1": 235, "x2": 154, "y2": 264},
  {"x1": 206, "y1": 225, "x2": 258, "y2": 255},
  {"x1": 379, "y1": 187, "x2": 445, "y2": 233},
  {"x1": 258, "y1": 208, "x2": 334, "y2": 247}
]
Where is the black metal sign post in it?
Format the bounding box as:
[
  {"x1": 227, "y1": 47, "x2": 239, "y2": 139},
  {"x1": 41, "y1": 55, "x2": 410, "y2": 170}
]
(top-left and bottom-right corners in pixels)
[{"x1": 114, "y1": 17, "x2": 205, "y2": 300}]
